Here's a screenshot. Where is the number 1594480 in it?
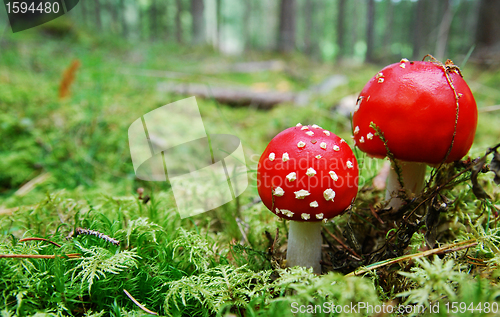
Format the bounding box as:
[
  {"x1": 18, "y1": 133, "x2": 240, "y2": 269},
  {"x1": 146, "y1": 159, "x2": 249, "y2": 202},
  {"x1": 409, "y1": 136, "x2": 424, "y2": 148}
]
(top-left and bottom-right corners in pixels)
[{"x1": 5, "y1": 1, "x2": 60, "y2": 14}]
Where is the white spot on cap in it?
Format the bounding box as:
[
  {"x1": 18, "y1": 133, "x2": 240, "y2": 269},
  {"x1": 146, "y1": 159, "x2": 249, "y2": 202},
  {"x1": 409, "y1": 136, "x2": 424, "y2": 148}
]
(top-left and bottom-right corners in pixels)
[
  {"x1": 316, "y1": 213, "x2": 324, "y2": 220},
  {"x1": 301, "y1": 126, "x2": 309, "y2": 130},
  {"x1": 306, "y1": 167, "x2": 316, "y2": 177},
  {"x1": 275, "y1": 208, "x2": 280, "y2": 214},
  {"x1": 311, "y1": 124, "x2": 321, "y2": 129},
  {"x1": 297, "y1": 141, "x2": 306, "y2": 148},
  {"x1": 324, "y1": 189, "x2": 335, "y2": 201},
  {"x1": 301, "y1": 213, "x2": 310, "y2": 220},
  {"x1": 329, "y1": 171, "x2": 338, "y2": 181},
  {"x1": 323, "y1": 130, "x2": 330, "y2": 136},
  {"x1": 376, "y1": 72, "x2": 385, "y2": 83},
  {"x1": 310, "y1": 201, "x2": 318, "y2": 208},
  {"x1": 269, "y1": 153, "x2": 275, "y2": 161},
  {"x1": 401, "y1": 58, "x2": 409, "y2": 63},
  {"x1": 294, "y1": 189, "x2": 311, "y2": 199},
  {"x1": 296, "y1": 123, "x2": 302, "y2": 127},
  {"x1": 273, "y1": 187, "x2": 284, "y2": 196},
  {"x1": 306, "y1": 131, "x2": 314, "y2": 136},
  {"x1": 340, "y1": 139, "x2": 346, "y2": 143},
  {"x1": 354, "y1": 126, "x2": 360, "y2": 135},
  {"x1": 367, "y1": 133, "x2": 374, "y2": 140},
  {"x1": 399, "y1": 63, "x2": 406, "y2": 69},
  {"x1": 359, "y1": 136, "x2": 365, "y2": 143},
  {"x1": 333, "y1": 145, "x2": 340, "y2": 151},
  {"x1": 281, "y1": 209, "x2": 294, "y2": 217},
  {"x1": 320, "y1": 142, "x2": 327, "y2": 149},
  {"x1": 347, "y1": 160, "x2": 354, "y2": 168},
  {"x1": 286, "y1": 172, "x2": 297, "y2": 182},
  {"x1": 315, "y1": 155, "x2": 322, "y2": 159},
  {"x1": 282, "y1": 153, "x2": 290, "y2": 162}
]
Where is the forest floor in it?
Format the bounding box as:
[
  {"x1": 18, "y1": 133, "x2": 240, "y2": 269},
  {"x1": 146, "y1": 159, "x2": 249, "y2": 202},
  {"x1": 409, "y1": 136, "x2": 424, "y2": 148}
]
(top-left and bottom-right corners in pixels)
[{"x1": 1, "y1": 29, "x2": 500, "y2": 316}]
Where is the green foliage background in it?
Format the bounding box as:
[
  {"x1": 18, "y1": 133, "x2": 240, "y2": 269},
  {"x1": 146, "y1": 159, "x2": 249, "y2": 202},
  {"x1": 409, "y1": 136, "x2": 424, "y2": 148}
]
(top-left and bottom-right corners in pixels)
[{"x1": 1, "y1": 22, "x2": 500, "y2": 316}]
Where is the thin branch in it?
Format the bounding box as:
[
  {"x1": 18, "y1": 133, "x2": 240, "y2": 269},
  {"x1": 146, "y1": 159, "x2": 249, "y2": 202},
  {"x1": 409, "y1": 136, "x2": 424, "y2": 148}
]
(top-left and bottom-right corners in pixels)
[
  {"x1": 19, "y1": 237, "x2": 62, "y2": 248},
  {"x1": 322, "y1": 226, "x2": 362, "y2": 260},
  {"x1": 123, "y1": 289, "x2": 158, "y2": 315}
]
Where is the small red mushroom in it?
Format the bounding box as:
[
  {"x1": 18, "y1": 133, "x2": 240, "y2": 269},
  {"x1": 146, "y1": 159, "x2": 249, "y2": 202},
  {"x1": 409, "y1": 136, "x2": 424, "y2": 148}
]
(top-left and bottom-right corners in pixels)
[
  {"x1": 257, "y1": 124, "x2": 359, "y2": 273},
  {"x1": 352, "y1": 58, "x2": 478, "y2": 209}
]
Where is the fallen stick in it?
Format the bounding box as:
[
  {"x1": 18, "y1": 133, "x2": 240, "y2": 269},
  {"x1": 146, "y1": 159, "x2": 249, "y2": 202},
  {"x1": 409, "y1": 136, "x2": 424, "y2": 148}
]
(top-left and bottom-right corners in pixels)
[
  {"x1": 156, "y1": 75, "x2": 347, "y2": 108},
  {"x1": 479, "y1": 105, "x2": 500, "y2": 113},
  {"x1": 157, "y1": 82, "x2": 301, "y2": 109},
  {"x1": 347, "y1": 239, "x2": 478, "y2": 277}
]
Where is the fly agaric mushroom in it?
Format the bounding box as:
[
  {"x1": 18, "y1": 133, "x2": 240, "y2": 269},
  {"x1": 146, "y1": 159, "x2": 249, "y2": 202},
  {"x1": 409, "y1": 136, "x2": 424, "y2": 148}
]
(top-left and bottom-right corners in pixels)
[
  {"x1": 257, "y1": 124, "x2": 359, "y2": 273},
  {"x1": 352, "y1": 58, "x2": 477, "y2": 210}
]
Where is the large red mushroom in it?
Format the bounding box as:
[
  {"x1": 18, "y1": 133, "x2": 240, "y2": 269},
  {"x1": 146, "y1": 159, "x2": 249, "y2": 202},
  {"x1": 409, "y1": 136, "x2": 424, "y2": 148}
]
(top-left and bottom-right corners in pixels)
[
  {"x1": 352, "y1": 58, "x2": 478, "y2": 209},
  {"x1": 257, "y1": 124, "x2": 359, "y2": 273}
]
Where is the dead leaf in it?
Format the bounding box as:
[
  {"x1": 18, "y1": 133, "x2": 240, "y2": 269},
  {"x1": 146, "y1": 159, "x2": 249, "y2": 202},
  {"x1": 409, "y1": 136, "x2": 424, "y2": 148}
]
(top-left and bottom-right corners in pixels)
[
  {"x1": 490, "y1": 150, "x2": 500, "y2": 185},
  {"x1": 59, "y1": 60, "x2": 80, "y2": 99},
  {"x1": 471, "y1": 156, "x2": 491, "y2": 200}
]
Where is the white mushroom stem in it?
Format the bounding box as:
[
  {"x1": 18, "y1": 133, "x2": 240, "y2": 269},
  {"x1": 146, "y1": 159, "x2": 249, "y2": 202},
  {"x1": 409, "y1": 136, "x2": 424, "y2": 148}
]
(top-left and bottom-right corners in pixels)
[
  {"x1": 286, "y1": 221, "x2": 322, "y2": 274},
  {"x1": 385, "y1": 161, "x2": 427, "y2": 210}
]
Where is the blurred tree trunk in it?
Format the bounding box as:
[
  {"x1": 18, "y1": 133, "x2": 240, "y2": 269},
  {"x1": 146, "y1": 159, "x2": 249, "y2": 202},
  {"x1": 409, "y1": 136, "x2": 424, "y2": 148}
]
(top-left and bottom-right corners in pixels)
[
  {"x1": 277, "y1": 0, "x2": 296, "y2": 53},
  {"x1": 435, "y1": 0, "x2": 453, "y2": 61},
  {"x1": 150, "y1": 0, "x2": 158, "y2": 40},
  {"x1": 175, "y1": 0, "x2": 183, "y2": 44},
  {"x1": 337, "y1": 0, "x2": 346, "y2": 61},
  {"x1": 138, "y1": 3, "x2": 144, "y2": 40},
  {"x1": 365, "y1": 0, "x2": 375, "y2": 63},
  {"x1": 191, "y1": 0, "x2": 205, "y2": 45},
  {"x1": 475, "y1": 0, "x2": 500, "y2": 63},
  {"x1": 95, "y1": 0, "x2": 102, "y2": 30},
  {"x1": 350, "y1": 0, "x2": 359, "y2": 55},
  {"x1": 80, "y1": 0, "x2": 87, "y2": 27},
  {"x1": 304, "y1": 0, "x2": 312, "y2": 55},
  {"x1": 412, "y1": 0, "x2": 424, "y2": 60},
  {"x1": 216, "y1": 0, "x2": 222, "y2": 48},
  {"x1": 243, "y1": 0, "x2": 252, "y2": 50},
  {"x1": 383, "y1": 0, "x2": 393, "y2": 56},
  {"x1": 120, "y1": 0, "x2": 128, "y2": 38},
  {"x1": 109, "y1": 0, "x2": 119, "y2": 33},
  {"x1": 160, "y1": 1, "x2": 168, "y2": 40}
]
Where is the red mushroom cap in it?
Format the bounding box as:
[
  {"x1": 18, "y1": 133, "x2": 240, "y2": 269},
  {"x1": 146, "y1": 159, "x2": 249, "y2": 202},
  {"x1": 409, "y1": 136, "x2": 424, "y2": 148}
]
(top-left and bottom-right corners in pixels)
[
  {"x1": 257, "y1": 124, "x2": 359, "y2": 222},
  {"x1": 352, "y1": 59, "x2": 477, "y2": 164}
]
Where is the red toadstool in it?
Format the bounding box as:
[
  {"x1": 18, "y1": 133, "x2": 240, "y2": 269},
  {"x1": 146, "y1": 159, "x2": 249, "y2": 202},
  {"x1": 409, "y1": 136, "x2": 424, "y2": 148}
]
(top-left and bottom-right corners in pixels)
[
  {"x1": 352, "y1": 58, "x2": 478, "y2": 210},
  {"x1": 257, "y1": 124, "x2": 359, "y2": 273}
]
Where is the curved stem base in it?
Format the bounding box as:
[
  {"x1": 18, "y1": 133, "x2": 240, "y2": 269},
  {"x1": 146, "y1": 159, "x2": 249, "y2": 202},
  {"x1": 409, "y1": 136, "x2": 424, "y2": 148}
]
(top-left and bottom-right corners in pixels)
[{"x1": 286, "y1": 221, "x2": 322, "y2": 274}]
